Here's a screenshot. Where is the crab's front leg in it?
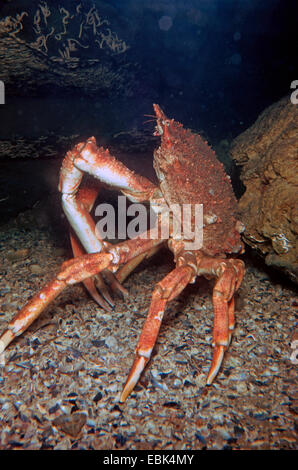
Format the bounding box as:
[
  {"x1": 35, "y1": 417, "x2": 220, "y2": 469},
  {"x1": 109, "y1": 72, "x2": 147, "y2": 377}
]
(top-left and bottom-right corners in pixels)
[
  {"x1": 120, "y1": 262, "x2": 196, "y2": 402},
  {"x1": 0, "y1": 234, "x2": 165, "y2": 355},
  {"x1": 58, "y1": 136, "x2": 161, "y2": 307},
  {"x1": 59, "y1": 136, "x2": 158, "y2": 253}
]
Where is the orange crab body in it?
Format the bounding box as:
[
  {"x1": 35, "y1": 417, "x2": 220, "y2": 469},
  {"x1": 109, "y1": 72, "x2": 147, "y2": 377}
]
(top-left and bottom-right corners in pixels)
[{"x1": 153, "y1": 104, "x2": 244, "y2": 257}]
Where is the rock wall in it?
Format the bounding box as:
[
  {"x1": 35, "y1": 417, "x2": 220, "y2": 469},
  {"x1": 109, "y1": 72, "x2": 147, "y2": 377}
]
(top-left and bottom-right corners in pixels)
[
  {"x1": 230, "y1": 96, "x2": 298, "y2": 284},
  {"x1": 0, "y1": 2, "x2": 133, "y2": 97}
]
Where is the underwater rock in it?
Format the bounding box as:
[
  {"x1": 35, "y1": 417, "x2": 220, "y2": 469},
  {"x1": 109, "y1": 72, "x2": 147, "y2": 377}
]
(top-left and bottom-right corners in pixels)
[
  {"x1": 230, "y1": 96, "x2": 298, "y2": 284},
  {"x1": 0, "y1": 4, "x2": 133, "y2": 98}
]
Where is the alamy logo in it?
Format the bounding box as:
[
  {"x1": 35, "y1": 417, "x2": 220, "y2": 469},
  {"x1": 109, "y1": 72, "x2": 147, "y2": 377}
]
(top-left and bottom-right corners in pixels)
[
  {"x1": 0, "y1": 80, "x2": 4, "y2": 104},
  {"x1": 94, "y1": 196, "x2": 203, "y2": 250}
]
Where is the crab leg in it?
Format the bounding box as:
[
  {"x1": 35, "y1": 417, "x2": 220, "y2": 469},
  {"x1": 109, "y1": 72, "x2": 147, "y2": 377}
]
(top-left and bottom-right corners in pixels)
[
  {"x1": 69, "y1": 229, "x2": 113, "y2": 310},
  {"x1": 59, "y1": 153, "x2": 104, "y2": 255},
  {"x1": 0, "y1": 234, "x2": 165, "y2": 355},
  {"x1": 116, "y1": 244, "x2": 163, "y2": 284},
  {"x1": 0, "y1": 255, "x2": 112, "y2": 355},
  {"x1": 59, "y1": 137, "x2": 161, "y2": 306},
  {"x1": 120, "y1": 264, "x2": 195, "y2": 402},
  {"x1": 66, "y1": 178, "x2": 115, "y2": 308},
  {"x1": 69, "y1": 187, "x2": 129, "y2": 306},
  {"x1": 205, "y1": 259, "x2": 245, "y2": 385},
  {"x1": 59, "y1": 137, "x2": 158, "y2": 216}
]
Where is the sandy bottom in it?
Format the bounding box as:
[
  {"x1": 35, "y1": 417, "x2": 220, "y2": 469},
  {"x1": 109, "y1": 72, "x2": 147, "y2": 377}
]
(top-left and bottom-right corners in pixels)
[{"x1": 0, "y1": 219, "x2": 297, "y2": 450}]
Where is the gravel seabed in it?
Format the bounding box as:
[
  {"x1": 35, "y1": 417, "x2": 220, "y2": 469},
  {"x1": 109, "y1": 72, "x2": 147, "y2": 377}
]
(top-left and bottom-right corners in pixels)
[{"x1": 0, "y1": 220, "x2": 297, "y2": 450}]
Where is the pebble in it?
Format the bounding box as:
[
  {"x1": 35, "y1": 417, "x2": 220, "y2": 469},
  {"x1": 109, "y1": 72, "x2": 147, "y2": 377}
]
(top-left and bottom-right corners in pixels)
[
  {"x1": 0, "y1": 287, "x2": 10, "y2": 295},
  {"x1": 55, "y1": 248, "x2": 67, "y2": 257},
  {"x1": 6, "y1": 248, "x2": 29, "y2": 262},
  {"x1": 30, "y1": 264, "x2": 43, "y2": 274},
  {"x1": 52, "y1": 412, "x2": 87, "y2": 438},
  {"x1": 235, "y1": 382, "x2": 248, "y2": 393},
  {"x1": 171, "y1": 378, "x2": 183, "y2": 389},
  {"x1": 93, "y1": 391, "x2": 103, "y2": 403},
  {"x1": 217, "y1": 428, "x2": 231, "y2": 440},
  {"x1": 230, "y1": 372, "x2": 247, "y2": 381},
  {"x1": 195, "y1": 432, "x2": 207, "y2": 445},
  {"x1": 54, "y1": 438, "x2": 71, "y2": 450},
  {"x1": 104, "y1": 335, "x2": 119, "y2": 351}
]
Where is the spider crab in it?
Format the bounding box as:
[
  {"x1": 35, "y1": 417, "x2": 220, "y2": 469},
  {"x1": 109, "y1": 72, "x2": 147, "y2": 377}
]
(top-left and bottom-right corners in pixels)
[{"x1": 0, "y1": 105, "x2": 245, "y2": 401}]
